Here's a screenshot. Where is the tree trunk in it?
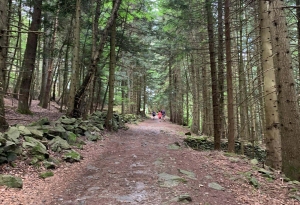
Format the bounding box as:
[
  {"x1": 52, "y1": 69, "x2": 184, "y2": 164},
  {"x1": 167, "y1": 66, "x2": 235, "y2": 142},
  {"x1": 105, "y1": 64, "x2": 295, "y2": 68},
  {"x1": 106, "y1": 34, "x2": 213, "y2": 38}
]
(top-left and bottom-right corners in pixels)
[
  {"x1": 17, "y1": 0, "x2": 42, "y2": 114},
  {"x1": 4, "y1": 0, "x2": 12, "y2": 93},
  {"x1": 185, "y1": 69, "x2": 190, "y2": 126},
  {"x1": 105, "y1": 0, "x2": 118, "y2": 131},
  {"x1": 206, "y1": 0, "x2": 221, "y2": 150},
  {"x1": 0, "y1": 0, "x2": 9, "y2": 130},
  {"x1": 143, "y1": 73, "x2": 146, "y2": 117},
  {"x1": 89, "y1": 74, "x2": 96, "y2": 114},
  {"x1": 89, "y1": 0, "x2": 101, "y2": 115},
  {"x1": 121, "y1": 79, "x2": 125, "y2": 114},
  {"x1": 297, "y1": 0, "x2": 300, "y2": 82},
  {"x1": 225, "y1": 0, "x2": 235, "y2": 152},
  {"x1": 95, "y1": 78, "x2": 102, "y2": 111},
  {"x1": 201, "y1": 59, "x2": 209, "y2": 135},
  {"x1": 189, "y1": 53, "x2": 200, "y2": 134},
  {"x1": 38, "y1": 13, "x2": 51, "y2": 102},
  {"x1": 12, "y1": 0, "x2": 23, "y2": 99},
  {"x1": 136, "y1": 76, "x2": 141, "y2": 115},
  {"x1": 168, "y1": 55, "x2": 173, "y2": 122},
  {"x1": 269, "y1": 0, "x2": 300, "y2": 180},
  {"x1": 217, "y1": 0, "x2": 225, "y2": 138},
  {"x1": 101, "y1": 84, "x2": 108, "y2": 112},
  {"x1": 60, "y1": 40, "x2": 71, "y2": 112},
  {"x1": 42, "y1": 9, "x2": 60, "y2": 108},
  {"x1": 67, "y1": 0, "x2": 81, "y2": 115},
  {"x1": 70, "y1": 0, "x2": 122, "y2": 118}
]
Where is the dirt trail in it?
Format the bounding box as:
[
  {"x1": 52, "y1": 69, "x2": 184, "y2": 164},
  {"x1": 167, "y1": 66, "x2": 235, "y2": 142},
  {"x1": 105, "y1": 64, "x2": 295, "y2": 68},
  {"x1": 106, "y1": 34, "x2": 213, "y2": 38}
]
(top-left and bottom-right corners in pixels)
[
  {"x1": 44, "y1": 119, "x2": 238, "y2": 205},
  {"x1": 1, "y1": 118, "x2": 298, "y2": 205}
]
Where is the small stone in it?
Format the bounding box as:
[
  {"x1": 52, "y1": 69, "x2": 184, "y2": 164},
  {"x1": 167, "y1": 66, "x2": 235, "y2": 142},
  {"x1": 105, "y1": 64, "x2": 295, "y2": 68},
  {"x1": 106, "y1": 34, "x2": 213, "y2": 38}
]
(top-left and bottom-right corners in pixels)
[
  {"x1": 178, "y1": 194, "x2": 192, "y2": 202},
  {"x1": 208, "y1": 182, "x2": 225, "y2": 191}
]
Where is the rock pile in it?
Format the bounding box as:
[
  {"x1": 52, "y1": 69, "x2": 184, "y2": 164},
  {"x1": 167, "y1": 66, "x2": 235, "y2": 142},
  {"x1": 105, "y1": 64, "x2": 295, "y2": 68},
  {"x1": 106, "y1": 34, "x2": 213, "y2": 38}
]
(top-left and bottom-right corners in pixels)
[
  {"x1": 0, "y1": 112, "x2": 139, "y2": 167},
  {"x1": 184, "y1": 135, "x2": 266, "y2": 161}
]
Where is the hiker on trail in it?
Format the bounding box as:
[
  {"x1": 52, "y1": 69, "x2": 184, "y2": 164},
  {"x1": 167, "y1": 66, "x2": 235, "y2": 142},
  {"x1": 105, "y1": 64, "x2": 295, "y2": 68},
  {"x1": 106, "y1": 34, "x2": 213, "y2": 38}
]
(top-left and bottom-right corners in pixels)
[
  {"x1": 152, "y1": 111, "x2": 156, "y2": 119},
  {"x1": 162, "y1": 110, "x2": 166, "y2": 121},
  {"x1": 158, "y1": 111, "x2": 162, "y2": 120}
]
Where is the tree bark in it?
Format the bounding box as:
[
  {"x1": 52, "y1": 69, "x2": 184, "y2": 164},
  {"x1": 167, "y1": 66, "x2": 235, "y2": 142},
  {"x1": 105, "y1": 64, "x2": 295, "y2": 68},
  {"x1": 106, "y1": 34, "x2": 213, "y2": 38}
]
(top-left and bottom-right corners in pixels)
[
  {"x1": 41, "y1": 7, "x2": 60, "y2": 108},
  {"x1": 4, "y1": 0, "x2": 12, "y2": 93},
  {"x1": 105, "y1": 0, "x2": 118, "y2": 131},
  {"x1": 17, "y1": 0, "x2": 42, "y2": 114},
  {"x1": 12, "y1": 0, "x2": 23, "y2": 99},
  {"x1": 200, "y1": 58, "x2": 208, "y2": 135},
  {"x1": 225, "y1": 0, "x2": 235, "y2": 152},
  {"x1": 38, "y1": 16, "x2": 50, "y2": 102},
  {"x1": 89, "y1": 0, "x2": 102, "y2": 114},
  {"x1": 217, "y1": 0, "x2": 225, "y2": 138},
  {"x1": 297, "y1": 0, "x2": 300, "y2": 82},
  {"x1": 143, "y1": 73, "x2": 147, "y2": 117},
  {"x1": 168, "y1": 55, "x2": 173, "y2": 122},
  {"x1": 189, "y1": 53, "x2": 200, "y2": 134},
  {"x1": 206, "y1": 0, "x2": 221, "y2": 150},
  {"x1": 269, "y1": 0, "x2": 300, "y2": 179},
  {"x1": 0, "y1": 0, "x2": 9, "y2": 130},
  {"x1": 67, "y1": 0, "x2": 81, "y2": 115}
]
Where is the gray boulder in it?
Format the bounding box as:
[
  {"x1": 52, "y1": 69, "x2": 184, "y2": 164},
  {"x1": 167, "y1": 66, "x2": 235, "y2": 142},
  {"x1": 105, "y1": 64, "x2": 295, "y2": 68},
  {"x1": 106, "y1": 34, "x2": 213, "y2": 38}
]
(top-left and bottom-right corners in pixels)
[
  {"x1": 27, "y1": 127, "x2": 44, "y2": 140},
  {"x1": 0, "y1": 140, "x2": 18, "y2": 162},
  {"x1": 60, "y1": 117, "x2": 77, "y2": 125},
  {"x1": 4, "y1": 127, "x2": 20, "y2": 144},
  {"x1": 63, "y1": 150, "x2": 81, "y2": 163},
  {"x1": 63, "y1": 125, "x2": 75, "y2": 131},
  {"x1": 17, "y1": 126, "x2": 31, "y2": 136},
  {"x1": 48, "y1": 125, "x2": 67, "y2": 138},
  {"x1": 29, "y1": 117, "x2": 50, "y2": 126},
  {"x1": 66, "y1": 131, "x2": 77, "y2": 144},
  {"x1": 208, "y1": 182, "x2": 225, "y2": 191},
  {"x1": 0, "y1": 136, "x2": 7, "y2": 147},
  {"x1": 84, "y1": 131, "x2": 98, "y2": 141},
  {"x1": 48, "y1": 136, "x2": 70, "y2": 152},
  {"x1": 43, "y1": 161, "x2": 56, "y2": 169},
  {"x1": 23, "y1": 136, "x2": 49, "y2": 160}
]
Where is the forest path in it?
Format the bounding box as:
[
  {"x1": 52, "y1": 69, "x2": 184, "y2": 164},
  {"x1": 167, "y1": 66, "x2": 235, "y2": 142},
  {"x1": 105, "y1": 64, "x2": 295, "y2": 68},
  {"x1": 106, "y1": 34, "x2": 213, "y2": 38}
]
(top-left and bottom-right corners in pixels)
[
  {"x1": 1, "y1": 117, "x2": 298, "y2": 205},
  {"x1": 44, "y1": 118, "x2": 237, "y2": 205}
]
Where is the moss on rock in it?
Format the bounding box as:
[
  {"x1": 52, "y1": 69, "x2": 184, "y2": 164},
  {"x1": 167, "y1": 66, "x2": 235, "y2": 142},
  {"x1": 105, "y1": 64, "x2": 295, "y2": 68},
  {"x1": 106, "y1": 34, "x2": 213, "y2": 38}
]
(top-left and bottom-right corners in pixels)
[
  {"x1": 39, "y1": 171, "x2": 54, "y2": 179},
  {"x1": 0, "y1": 174, "x2": 23, "y2": 188},
  {"x1": 63, "y1": 150, "x2": 81, "y2": 163}
]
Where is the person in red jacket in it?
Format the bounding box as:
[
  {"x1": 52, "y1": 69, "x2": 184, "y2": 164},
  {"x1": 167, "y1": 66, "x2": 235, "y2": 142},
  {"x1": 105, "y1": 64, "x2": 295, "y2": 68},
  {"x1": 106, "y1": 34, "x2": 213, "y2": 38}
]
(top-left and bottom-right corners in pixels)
[{"x1": 158, "y1": 111, "x2": 162, "y2": 120}]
